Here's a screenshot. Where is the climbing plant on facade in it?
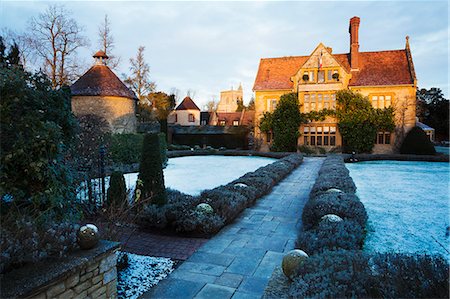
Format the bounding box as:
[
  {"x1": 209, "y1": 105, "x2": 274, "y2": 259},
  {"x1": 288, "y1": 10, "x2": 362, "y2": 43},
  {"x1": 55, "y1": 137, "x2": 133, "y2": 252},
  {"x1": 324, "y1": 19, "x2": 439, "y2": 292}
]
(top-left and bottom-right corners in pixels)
[{"x1": 335, "y1": 89, "x2": 395, "y2": 153}]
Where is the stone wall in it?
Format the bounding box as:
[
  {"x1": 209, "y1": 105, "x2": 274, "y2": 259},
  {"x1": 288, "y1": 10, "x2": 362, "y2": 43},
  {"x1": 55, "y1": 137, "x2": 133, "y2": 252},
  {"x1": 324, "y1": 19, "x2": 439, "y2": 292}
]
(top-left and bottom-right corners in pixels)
[
  {"x1": 1, "y1": 241, "x2": 120, "y2": 299},
  {"x1": 72, "y1": 95, "x2": 137, "y2": 133}
]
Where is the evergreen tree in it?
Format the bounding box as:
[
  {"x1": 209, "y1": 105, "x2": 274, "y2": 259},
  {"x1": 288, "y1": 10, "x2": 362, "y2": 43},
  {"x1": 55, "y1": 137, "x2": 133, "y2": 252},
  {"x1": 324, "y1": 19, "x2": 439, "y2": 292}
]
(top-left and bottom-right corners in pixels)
[
  {"x1": 400, "y1": 126, "x2": 436, "y2": 155},
  {"x1": 271, "y1": 92, "x2": 302, "y2": 152},
  {"x1": 137, "y1": 133, "x2": 167, "y2": 205},
  {"x1": 107, "y1": 171, "x2": 127, "y2": 208}
]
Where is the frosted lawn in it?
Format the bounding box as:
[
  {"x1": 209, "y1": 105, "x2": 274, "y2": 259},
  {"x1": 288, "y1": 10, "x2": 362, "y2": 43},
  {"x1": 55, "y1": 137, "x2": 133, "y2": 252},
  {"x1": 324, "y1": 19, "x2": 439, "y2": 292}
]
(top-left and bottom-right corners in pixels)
[
  {"x1": 113, "y1": 155, "x2": 276, "y2": 196},
  {"x1": 346, "y1": 161, "x2": 449, "y2": 258}
]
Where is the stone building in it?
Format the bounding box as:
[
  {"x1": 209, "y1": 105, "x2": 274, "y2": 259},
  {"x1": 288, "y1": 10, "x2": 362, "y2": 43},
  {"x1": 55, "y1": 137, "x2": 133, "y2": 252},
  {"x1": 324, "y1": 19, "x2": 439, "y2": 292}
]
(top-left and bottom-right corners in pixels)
[
  {"x1": 253, "y1": 16, "x2": 417, "y2": 153},
  {"x1": 71, "y1": 51, "x2": 138, "y2": 133},
  {"x1": 217, "y1": 84, "x2": 244, "y2": 112},
  {"x1": 168, "y1": 96, "x2": 201, "y2": 126}
]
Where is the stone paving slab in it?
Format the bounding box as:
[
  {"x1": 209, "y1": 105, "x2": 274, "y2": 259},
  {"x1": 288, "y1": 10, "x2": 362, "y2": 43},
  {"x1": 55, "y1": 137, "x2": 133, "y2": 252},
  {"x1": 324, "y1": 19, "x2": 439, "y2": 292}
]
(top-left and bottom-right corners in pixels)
[{"x1": 142, "y1": 157, "x2": 323, "y2": 298}]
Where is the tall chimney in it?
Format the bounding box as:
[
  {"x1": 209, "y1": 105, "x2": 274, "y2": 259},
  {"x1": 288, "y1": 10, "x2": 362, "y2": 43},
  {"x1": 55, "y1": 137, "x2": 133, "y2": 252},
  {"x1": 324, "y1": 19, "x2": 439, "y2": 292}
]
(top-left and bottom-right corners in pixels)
[{"x1": 349, "y1": 16, "x2": 360, "y2": 71}]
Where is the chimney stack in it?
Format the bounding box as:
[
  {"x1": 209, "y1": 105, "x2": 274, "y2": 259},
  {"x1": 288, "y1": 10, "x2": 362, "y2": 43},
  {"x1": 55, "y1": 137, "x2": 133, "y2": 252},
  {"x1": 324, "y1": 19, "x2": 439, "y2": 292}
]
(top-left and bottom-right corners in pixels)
[{"x1": 349, "y1": 16, "x2": 360, "y2": 71}]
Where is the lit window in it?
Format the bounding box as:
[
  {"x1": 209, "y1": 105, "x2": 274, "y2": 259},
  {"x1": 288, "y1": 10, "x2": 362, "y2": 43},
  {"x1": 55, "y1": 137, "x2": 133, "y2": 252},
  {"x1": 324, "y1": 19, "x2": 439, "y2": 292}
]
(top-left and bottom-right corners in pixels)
[
  {"x1": 309, "y1": 71, "x2": 314, "y2": 82},
  {"x1": 233, "y1": 120, "x2": 239, "y2": 126},
  {"x1": 372, "y1": 96, "x2": 378, "y2": 108},
  {"x1": 318, "y1": 71, "x2": 325, "y2": 83},
  {"x1": 304, "y1": 94, "x2": 310, "y2": 112},
  {"x1": 219, "y1": 120, "x2": 226, "y2": 126},
  {"x1": 385, "y1": 96, "x2": 392, "y2": 108},
  {"x1": 188, "y1": 114, "x2": 195, "y2": 122},
  {"x1": 327, "y1": 70, "x2": 332, "y2": 81},
  {"x1": 311, "y1": 94, "x2": 316, "y2": 111}
]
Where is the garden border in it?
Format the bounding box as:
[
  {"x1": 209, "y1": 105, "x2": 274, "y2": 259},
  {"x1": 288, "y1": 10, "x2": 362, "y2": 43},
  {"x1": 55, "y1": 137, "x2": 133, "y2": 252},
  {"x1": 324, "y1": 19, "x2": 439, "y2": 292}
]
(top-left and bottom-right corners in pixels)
[{"x1": 137, "y1": 153, "x2": 303, "y2": 236}]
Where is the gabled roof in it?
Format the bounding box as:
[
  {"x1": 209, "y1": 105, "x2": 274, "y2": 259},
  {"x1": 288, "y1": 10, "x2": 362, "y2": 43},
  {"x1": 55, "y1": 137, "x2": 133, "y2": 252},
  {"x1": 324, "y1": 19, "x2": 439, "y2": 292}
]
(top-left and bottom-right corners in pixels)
[
  {"x1": 253, "y1": 50, "x2": 413, "y2": 90},
  {"x1": 176, "y1": 96, "x2": 200, "y2": 111},
  {"x1": 348, "y1": 50, "x2": 414, "y2": 86},
  {"x1": 70, "y1": 65, "x2": 137, "y2": 99}
]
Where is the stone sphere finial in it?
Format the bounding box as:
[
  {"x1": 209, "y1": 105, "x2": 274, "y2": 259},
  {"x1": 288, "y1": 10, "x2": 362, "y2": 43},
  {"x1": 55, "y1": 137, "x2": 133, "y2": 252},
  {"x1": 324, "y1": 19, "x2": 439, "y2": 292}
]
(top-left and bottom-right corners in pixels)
[{"x1": 77, "y1": 224, "x2": 99, "y2": 250}]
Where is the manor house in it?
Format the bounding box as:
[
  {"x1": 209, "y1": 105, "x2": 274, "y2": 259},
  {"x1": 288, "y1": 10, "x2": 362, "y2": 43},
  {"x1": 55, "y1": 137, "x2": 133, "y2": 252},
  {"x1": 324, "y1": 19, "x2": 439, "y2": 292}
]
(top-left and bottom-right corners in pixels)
[{"x1": 253, "y1": 16, "x2": 417, "y2": 153}]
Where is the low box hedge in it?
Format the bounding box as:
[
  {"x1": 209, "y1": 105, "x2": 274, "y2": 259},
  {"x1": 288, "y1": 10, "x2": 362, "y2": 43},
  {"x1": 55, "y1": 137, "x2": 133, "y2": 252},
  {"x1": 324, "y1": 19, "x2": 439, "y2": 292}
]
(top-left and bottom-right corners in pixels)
[
  {"x1": 137, "y1": 153, "x2": 303, "y2": 235},
  {"x1": 288, "y1": 250, "x2": 449, "y2": 299}
]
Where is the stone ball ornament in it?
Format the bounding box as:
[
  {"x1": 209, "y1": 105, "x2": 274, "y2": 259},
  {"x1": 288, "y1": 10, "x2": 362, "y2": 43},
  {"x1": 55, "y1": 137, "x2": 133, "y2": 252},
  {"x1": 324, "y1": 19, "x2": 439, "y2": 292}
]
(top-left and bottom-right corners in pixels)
[
  {"x1": 320, "y1": 214, "x2": 343, "y2": 224},
  {"x1": 282, "y1": 249, "x2": 309, "y2": 280},
  {"x1": 77, "y1": 224, "x2": 99, "y2": 250},
  {"x1": 196, "y1": 203, "x2": 214, "y2": 215}
]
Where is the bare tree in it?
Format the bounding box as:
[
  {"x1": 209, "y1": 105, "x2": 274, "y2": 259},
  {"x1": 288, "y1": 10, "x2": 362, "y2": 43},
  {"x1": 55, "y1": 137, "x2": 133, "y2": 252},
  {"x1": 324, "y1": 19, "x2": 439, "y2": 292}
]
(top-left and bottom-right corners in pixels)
[
  {"x1": 97, "y1": 14, "x2": 120, "y2": 69},
  {"x1": 1, "y1": 28, "x2": 34, "y2": 69},
  {"x1": 186, "y1": 89, "x2": 197, "y2": 99},
  {"x1": 27, "y1": 5, "x2": 89, "y2": 89},
  {"x1": 170, "y1": 87, "x2": 181, "y2": 102},
  {"x1": 205, "y1": 99, "x2": 218, "y2": 112},
  {"x1": 124, "y1": 46, "x2": 156, "y2": 102}
]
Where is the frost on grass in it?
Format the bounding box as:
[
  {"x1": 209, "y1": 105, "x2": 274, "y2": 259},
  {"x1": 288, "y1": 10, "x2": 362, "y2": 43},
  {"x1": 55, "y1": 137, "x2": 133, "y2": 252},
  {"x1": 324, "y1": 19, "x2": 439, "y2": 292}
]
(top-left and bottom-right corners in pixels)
[
  {"x1": 346, "y1": 161, "x2": 449, "y2": 258},
  {"x1": 117, "y1": 252, "x2": 174, "y2": 299},
  {"x1": 79, "y1": 156, "x2": 276, "y2": 198}
]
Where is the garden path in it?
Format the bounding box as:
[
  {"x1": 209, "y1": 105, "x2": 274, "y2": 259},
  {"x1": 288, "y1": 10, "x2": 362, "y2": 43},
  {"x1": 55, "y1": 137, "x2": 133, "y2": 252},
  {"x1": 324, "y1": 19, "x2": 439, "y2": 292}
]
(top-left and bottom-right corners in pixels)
[{"x1": 142, "y1": 157, "x2": 324, "y2": 299}]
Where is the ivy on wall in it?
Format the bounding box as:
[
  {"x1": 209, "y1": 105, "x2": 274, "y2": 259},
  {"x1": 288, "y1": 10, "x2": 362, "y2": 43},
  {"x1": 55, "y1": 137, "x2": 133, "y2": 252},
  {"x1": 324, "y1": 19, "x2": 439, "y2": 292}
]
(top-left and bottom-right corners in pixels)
[{"x1": 259, "y1": 90, "x2": 395, "y2": 153}]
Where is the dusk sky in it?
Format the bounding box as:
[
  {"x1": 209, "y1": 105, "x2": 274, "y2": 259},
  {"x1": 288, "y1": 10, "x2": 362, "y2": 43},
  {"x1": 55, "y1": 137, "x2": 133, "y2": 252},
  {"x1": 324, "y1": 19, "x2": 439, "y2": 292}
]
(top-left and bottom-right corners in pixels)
[{"x1": 1, "y1": 1, "x2": 448, "y2": 109}]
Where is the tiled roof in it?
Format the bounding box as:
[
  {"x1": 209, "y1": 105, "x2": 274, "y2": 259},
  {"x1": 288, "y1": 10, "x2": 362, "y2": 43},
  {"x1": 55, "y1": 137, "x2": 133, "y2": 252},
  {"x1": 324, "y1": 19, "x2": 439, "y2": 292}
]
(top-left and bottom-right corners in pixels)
[
  {"x1": 253, "y1": 50, "x2": 413, "y2": 90},
  {"x1": 216, "y1": 111, "x2": 255, "y2": 126},
  {"x1": 253, "y1": 56, "x2": 308, "y2": 91},
  {"x1": 176, "y1": 97, "x2": 200, "y2": 111},
  {"x1": 70, "y1": 65, "x2": 137, "y2": 99},
  {"x1": 348, "y1": 50, "x2": 414, "y2": 86}
]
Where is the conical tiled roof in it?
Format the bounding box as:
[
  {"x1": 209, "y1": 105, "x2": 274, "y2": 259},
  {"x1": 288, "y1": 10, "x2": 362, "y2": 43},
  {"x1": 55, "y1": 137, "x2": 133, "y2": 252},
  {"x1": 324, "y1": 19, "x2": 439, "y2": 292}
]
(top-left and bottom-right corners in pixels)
[
  {"x1": 176, "y1": 96, "x2": 200, "y2": 111},
  {"x1": 70, "y1": 65, "x2": 137, "y2": 99}
]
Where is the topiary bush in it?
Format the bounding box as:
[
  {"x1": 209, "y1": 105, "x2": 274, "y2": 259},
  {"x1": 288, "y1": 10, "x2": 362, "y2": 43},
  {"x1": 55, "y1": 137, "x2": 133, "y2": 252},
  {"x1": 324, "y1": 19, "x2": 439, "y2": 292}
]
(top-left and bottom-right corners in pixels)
[
  {"x1": 296, "y1": 219, "x2": 365, "y2": 254},
  {"x1": 400, "y1": 126, "x2": 436, "y2": 155},
  {"x1": 302, "y1": 192, "x2": 367, "y2": 230},
  {"x1": 106, "y1": 171, "x2": 127, "y2": 208},
  {"x1": 158, "y1": 132, "x2": 168, "y2": 167},
  {"x1": 138, "y1": 133, "x2": 167, "y2": 205},
  {"x1": 289, "y1": 250, "x2": 449, "y2": 299}
]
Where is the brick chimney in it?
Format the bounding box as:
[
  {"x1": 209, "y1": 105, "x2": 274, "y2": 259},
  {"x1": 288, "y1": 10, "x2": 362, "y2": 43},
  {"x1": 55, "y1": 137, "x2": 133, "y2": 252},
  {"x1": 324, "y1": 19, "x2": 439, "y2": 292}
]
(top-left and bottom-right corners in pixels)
[{"x1": 349, "y1": 16, "x2": 360, "y2": 71}]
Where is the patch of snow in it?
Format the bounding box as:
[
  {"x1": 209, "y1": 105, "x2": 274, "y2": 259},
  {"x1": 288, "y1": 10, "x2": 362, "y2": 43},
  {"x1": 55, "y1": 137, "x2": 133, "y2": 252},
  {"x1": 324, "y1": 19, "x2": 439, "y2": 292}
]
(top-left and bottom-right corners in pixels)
[
  {"x1": 117, "y1": 252, "x2": 174, "y2": 299},
  {"x1": 346, "y1": 161, "x2": 449, "y2": 258}
]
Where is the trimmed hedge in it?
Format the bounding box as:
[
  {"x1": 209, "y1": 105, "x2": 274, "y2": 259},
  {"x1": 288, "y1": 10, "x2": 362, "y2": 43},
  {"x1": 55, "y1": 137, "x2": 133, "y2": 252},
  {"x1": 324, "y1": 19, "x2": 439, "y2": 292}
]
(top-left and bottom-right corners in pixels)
[
  {"x1": 138, "y1": 154, "x2": 303, "y2": 235},
  {"x1": 289, "y1": 155, "x2": 449, "y2": 299},
  {"x1": 296, "y1": 219, "x2": 365, "y2": 254},
  {"x1": 289, "y1": 250, "x2": 449, "y2": 299},
  {"x1": 298, "y1": 155, "x2": 365, "y2": 254},
  {"x1": 400, "y1": 126, "x2": 436, "y2": 155},
  {"x1": 302, "y1": 192, "x2": 367, "y2": 230}
]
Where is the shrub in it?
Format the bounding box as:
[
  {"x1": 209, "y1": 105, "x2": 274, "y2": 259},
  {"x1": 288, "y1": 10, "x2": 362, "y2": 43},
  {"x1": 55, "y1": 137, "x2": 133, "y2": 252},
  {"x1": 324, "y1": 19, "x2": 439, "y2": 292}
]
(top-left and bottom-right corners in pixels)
[
  {"x1": 107, "y1": 133, "x2": 144, "y2": 164},
  {"x1": 400, "y1": 126, "x2": 436, "y2": 155},
  {"x1": 310, "y1": 174, "x2": 357, "y2": 197},
  {"x1": 200, "y1": 188, "x2": 249, "y2": 222},
  {"x1": 336, "y1": 89, "x2": 395, "y2": 153},
  {"x1": 106, "y1": 171, "x2": 127, "y2": 208},
  {"x1": 167, "y1": 144, "x2": 191, "y2": 151},
  {"x1": 289, "y1": 250, "x2": 449, "y2": 299},
  {"x1": 158, "y1": 133, "x2": 168, "y2": 167},
  {"x1": 174, "y1": 211, "x2": 225, "y2": 234},
  {"x1": 271, "y1": 93, "x2": 303, "y2": 152},
  {"x1": 0, "y1": 220, "x2": 79, "y2": 273},
  {"x1": 296, "y1": 219, "x2": 365, "y2": 254},
  {"x1": 302, "y1": 192, "x2": 367, "y2": 230},
  {"x1": 138, "y1": 133, "x2": 167, "y2": 205}
]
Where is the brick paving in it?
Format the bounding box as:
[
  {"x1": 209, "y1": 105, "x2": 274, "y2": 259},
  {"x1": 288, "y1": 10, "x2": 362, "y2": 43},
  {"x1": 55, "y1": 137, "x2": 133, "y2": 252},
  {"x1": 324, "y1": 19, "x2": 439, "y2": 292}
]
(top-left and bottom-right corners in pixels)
[
  {"x1": 120, "y1": 230, "x2": 208, "y2": 260},
  {"x1": 142, "y1": 157, "x2": 324, "y2": 299}
]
